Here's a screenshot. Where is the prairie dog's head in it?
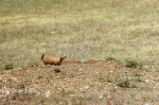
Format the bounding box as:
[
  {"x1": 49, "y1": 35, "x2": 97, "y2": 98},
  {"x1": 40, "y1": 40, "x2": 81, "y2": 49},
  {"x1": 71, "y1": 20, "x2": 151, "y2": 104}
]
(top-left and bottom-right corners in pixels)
[{"x1": 60, "y1": 55, "x2": 66, "y2": 61}]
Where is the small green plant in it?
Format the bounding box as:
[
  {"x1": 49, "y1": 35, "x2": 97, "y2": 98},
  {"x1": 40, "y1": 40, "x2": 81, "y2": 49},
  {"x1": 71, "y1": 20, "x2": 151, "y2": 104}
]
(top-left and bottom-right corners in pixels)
[
  {"x1": 4, "y1": 63, "x2": 14, "y2": 70},
  {"x1": 0, "y1": 65, "x2": 4, "y2": 71},
  {"x1": 116, "y1": 76, "x2": 131, "y2": 88},
  {"x1": 123, "y1": 58, "x2": 143, "y2": 69},
  {"x1": 28, "y1": 62, "x2": 39, "y2": 67},
  {"x1": 80, "y1": 59, "x2": 86, "y2": 64},
  {"x1": 104, "y1": 56, "x2": 117, "y2": 61},
  {"x1": 98, "y1": 74, "x2": 106, "y2": 82},
  {"x1": 134, "y1": 71, "x2": 142, "y2": 76},
  {"x1": 155, "y1": 68, "x2": 159, "y2": 73},
  {"x1": 54, "y1": 67, "x2": 61, "y2": 73},
  {"x1": 16, "y1": 83, "x2": 25, "y2": 89},
  {"x1": 106, "y1": 74, "x2": 116, "y2": 83},
  {"x1": 66, "y1": 89, "x2": 75, "y2": 95}
]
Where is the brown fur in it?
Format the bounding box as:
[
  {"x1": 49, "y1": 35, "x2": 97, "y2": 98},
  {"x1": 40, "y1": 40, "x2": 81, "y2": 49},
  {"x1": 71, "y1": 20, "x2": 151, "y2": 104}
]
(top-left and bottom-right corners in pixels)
[{"x1": 41, "y1": 54, "x2": 66, "y2": 65}]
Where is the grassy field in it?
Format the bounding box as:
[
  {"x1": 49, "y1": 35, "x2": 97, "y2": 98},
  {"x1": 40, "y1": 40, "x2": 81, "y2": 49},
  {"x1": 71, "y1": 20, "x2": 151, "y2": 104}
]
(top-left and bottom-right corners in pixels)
[
  {"x1": 0, "y1": 0, "x2": 159, "y2": 105},
  {"x1": 0, "y1": 0, "x2": 159, "y2": 70},
  {"x1": 0, "y1": 0, "x2": 159, "y2": 104}
]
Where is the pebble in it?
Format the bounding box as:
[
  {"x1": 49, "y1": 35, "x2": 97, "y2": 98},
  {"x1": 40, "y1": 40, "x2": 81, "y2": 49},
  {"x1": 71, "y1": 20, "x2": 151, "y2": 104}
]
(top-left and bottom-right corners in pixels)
[
  {"x1": 85, "y1": 85, "x2": 89, "y2": 89},
  {"x1": 5, "y1": 90, "x2": 10, "y2": 95},
  {"x1": 144, "y1": 103, "x2": 151, "y2": 105},
  {"x1": 45, "y1": 90, "x2": 51, "y2": 97},
  {"x1": 145, "y1": 79, "x2": 149, "y2": 83},
  {"x1": 109, "y1": 70, "x2": 113, "y2": 72}
]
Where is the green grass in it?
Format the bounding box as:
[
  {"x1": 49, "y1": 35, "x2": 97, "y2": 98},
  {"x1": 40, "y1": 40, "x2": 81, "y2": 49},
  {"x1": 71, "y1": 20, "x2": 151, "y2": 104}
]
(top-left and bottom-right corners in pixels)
[
  {"x1": 116, "y1": 76, "x2": 131, "y2": 88},
  {"x1": 116, "y1": 76, "x2": 138, "y2": 88},
  {"x1": 104, "y1": 56, "x2": 118, "y2": 61},
  {"x1": 0, "y1": 0, "x2": 159, "y2": 70},
  {"x1": 122, "y1": 58, "x2": 143, "y2": 69},
  {"x1": 4, "y1": 63, "x2": 14, "y2": 70}
]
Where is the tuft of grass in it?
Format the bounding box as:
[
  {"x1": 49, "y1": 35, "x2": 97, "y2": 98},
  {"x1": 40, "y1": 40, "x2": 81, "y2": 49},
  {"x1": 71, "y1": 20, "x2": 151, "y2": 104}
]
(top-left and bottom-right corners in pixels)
[
  {"x1": 28, "y1": 62, "x2": 40, "y2": 67},
  {"x1": 106, "y1": 73, "x2": 116, "y2": 83},
  {"x1": 98, "y1": 73, "x2": 116, "y2": 83},
  {"x1": 123, "y1": 58, "x2": 143, "y2": 69},
  {"x1": 116, "y1": 76, "x2": 138, "y2": 88},
  {"x1": 16, "y1": 83, "x2": 26, "y2": 89},
  {"x1": 155, "y1": 68, "x2": 159, "y2": 73},
  {"x1": 104, "y1": 56, "x2": 118, "y2": 61},
  {"x1": 134, "y1": 71, "x2": 142, "y2": 76},
  {"x1": 0, "y1": 65, "x2": 4, "y2": 71},
  {"x1": 79, "y1": 59, "x2": 86, "y2": 64},
  {"x1": 98, "y1": 74, "x2": 107, "y2": 83},
  {"x1": 53, "y1": 67, "x2": 61, "y2": 73},
  {"x1": 4, "y1": 63, "x2": 14, "y2": 70},
  {"x1": 116, "y1": 76, "x2": 131, "y2": 88}
]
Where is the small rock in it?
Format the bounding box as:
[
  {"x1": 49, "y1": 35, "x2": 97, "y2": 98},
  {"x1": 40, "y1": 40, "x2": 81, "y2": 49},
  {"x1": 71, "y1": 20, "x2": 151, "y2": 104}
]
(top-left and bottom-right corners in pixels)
[
  {"x1": 79, "y1": 68, "x2": 82, "y2": 71},
  {"x1": 108, "y1": 83, "x2": 111, "y2": 85},
  {"x1": 99, "y1": 94, "x2": 103, "y2": 99},
  {"x1": 85, "y1": 85, "x2": 89, "y2": 89},
  {"x1": 45, "y1": 90, "x2": 51, "y2": 97},
  {"x1": 37, "y1": 92, "x2": 40, "y2": 96},
  {"x1": 58, "y1": 88, "x2": 62, "y2": 91},
  {"x1": 145, "y1": 79, "x2": 149, "y2": 83},
  {"x1": 144, "y1": 103, "x2": 151, "y2": 105},
  {"x1": 109, "y1": 70, "x2": 113, "y2": 72},
  {"x1": 5, "y1": 90, "x2": 10, "y2": 95},
  {"x1": 4, "y1": 86, "x2": 6, "y2": 89},
  {"x1": 50, "y1": 31, "x2": 55, "y2": 34}
]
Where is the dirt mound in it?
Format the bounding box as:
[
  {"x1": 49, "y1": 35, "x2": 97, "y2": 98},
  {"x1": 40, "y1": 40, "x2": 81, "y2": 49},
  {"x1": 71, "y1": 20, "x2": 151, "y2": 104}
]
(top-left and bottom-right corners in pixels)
[{"x1": 0, "y1": 60, "x2": 155, "y2": 105}]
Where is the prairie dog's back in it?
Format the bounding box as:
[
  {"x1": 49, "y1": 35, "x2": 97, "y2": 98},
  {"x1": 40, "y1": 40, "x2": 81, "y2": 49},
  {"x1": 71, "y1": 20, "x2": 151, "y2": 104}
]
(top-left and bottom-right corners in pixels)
[{"x1": 41, "y1": 54, "x2": 66, "y2": 65}]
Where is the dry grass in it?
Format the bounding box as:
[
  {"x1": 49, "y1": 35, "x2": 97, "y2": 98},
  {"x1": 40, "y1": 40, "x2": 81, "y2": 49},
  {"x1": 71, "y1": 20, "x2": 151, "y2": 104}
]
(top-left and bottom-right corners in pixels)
[{"x1": 0, "y1": 0, "x2": 159, "y2": 70}]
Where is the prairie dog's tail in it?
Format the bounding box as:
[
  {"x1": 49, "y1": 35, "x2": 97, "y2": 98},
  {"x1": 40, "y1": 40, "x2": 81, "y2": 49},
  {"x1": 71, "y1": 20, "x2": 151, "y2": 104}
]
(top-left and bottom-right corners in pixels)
[{"x1": 41, "y1": 54, "x2": 45, "y2": 60}]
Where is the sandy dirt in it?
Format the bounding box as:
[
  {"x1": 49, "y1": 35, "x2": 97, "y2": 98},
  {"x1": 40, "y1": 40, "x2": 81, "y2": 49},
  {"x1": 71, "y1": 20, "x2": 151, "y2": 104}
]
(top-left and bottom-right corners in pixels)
[{"x1": 0, "y1": 60, "x2": 157, "y2": 105}]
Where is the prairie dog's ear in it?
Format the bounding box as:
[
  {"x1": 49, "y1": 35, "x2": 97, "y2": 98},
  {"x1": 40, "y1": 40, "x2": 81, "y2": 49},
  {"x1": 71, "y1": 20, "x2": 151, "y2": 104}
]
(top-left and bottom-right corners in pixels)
[
  {"x1": 60, "y1": 55, "x2": 66, "y2": 60},
  {"x1": 62, "y1": 55, "x2": 66, "y2": 59}
]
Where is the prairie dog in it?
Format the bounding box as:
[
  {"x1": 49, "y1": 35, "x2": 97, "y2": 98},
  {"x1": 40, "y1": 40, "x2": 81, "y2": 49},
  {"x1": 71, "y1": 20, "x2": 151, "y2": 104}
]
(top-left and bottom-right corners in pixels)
[{"x1": 41, "y1": 54, "x2": 66, "y2": 65}]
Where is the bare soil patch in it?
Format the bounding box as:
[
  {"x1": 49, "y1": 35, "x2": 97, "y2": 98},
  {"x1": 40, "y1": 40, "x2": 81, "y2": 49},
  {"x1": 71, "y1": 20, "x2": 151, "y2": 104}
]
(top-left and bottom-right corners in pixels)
[{"x1": 0, "y1": 60, "x2": 158, "y2": 105}]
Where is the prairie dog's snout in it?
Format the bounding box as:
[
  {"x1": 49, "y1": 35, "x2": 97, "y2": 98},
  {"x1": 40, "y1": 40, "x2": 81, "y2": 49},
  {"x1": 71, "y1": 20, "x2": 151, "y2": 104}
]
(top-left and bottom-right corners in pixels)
[
  {"x1": 41, "y1": 54, "x2": 66, "y2": 65},
  {"x1": 60, "y1": 55, "x2": 66, "y2": 61}
]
